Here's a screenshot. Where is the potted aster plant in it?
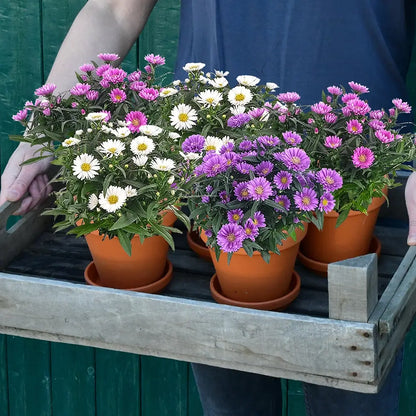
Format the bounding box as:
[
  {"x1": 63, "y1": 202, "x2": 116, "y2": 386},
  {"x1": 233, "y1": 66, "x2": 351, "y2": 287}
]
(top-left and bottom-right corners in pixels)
[
  {"x1": 297, "y1": 81, "x2": 416, "y2": 274},
  {"x1": 156, "y1": 63, "x2": 340, "y2": 309},
  {"x1": 11, "y1": 53, "x2": 193, "y2": 291}
]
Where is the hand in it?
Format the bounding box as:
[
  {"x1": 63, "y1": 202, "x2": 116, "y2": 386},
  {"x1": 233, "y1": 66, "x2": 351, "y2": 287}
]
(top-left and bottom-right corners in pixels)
[
  {"x1": 0, "y1": 142, "x2": 53, "y2": 215},
  {"x1": 405, "y1": 171, "x2": 416, "y2": 245}
]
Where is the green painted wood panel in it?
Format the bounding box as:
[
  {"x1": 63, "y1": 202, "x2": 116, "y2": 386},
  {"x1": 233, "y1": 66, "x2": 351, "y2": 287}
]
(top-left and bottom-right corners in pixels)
[
  {"x1": 6, "y1": 337, "x2": 51, "y2": 416},
  {"x1": 50, "y1": 343, "x2": 96, "y2": 416},
  {"x1": 0, "y1": 335, "x2": 8, "y2": 416},
  {"x1": 95, "y1": 349, "x2": 141, "y2": 416}
]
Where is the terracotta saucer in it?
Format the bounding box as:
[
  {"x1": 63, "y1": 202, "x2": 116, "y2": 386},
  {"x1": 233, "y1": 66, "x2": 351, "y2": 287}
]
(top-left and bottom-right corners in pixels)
[
  {"x1": 84, "y1": 260, "x2": 173, "y2": 293},
  {"x1": 298, "y1": 236, "x2": 381, "y2": 277},
  {"x1": 209, "y1": 271, "x2": 301, "y2": 311},
  {"x1": 186, "y1": 230, "x2": 212, "y2": 262}
]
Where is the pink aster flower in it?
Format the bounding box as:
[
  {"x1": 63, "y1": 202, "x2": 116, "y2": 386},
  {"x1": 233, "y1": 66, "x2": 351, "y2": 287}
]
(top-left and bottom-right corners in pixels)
[
  {"x1": 43, "y1": 108, "x2": 51, "y2": 116},
  {"x1": 324, "y1": 113, "x2": 338, "y2": 124},
  {"x1": 294, "y1": 188, "x2": 318, "y2": 211},
  {"x1": 247, "y1": 177, "x2": 273, "y2": 201},
  {"x1": 342, "y1": 93, "x2": 358, "y2": 103},
  {"x1": 319, "y1": 192, "x2": 336, "y2": 213},
  {"x1": 253, "y1": 211, "x2": 266, "y2": 228},
  {"x1": 216, "y1": 223, "x2": 246, "y2": 253},
  {"x1": 316, "y1": 168, "x2": 343, "y2": 191},
  {"x1": 98, "y1": 53, "x2": 120, "y2": 62},
  {"x1": 12, "y1": 109, "x2": 28, "y2": 122},
  {"x1": 102, "y1": 67, "x2": 127, "y2": 84},
  {"x1": 352, "y1": 147, "x2": 375, "y2": 169},
  {"x1": 277, "y1": 147, "x2": 311, "y2": 171},
  {"x1": 243, "y1": 219, "x2": 259, "y2": 242},
  {"x1": 227, "y1": 209, "x2": 244, "y2": 224},
  {"x1": 311, "y1": 101, "x2": 332, "y2": 115},
  {"x1": 248, "y1": 107, "x2": 267, "y2": 119},
  {"x1": 128, "y1": 71, "x2": 142, "y2": 82},
  {"x1": 375, "y1": 129, "x2": 395, "y2": 143},
  {"x1": 139, "y1": 87, "x2": 159, "y2": 101},
  {"x1": 274, "y1": 171, "x2": 293, "y2": 190},
  {"x1": 277, "y1": 92, "x2": 301, "y2": 103},
  {"x1": 345, "y1": 98, "x2": 371, "y2": 116},
  {"x1": 392, "y1": 98, "x2": 412, "y2": 113},
  {"x1": 85, "y1": 90, "x2": 99, "y2": 101},
  {"x1": 109, "y1": 88, "x2": 127, "y2": 103},
  {"x1": 324, "y1": 135, "x2": 342, "y2": 148},
  {"x1": 368, "y1": 119, "x2": 385, "y2": 130},
  {"x1": 35, "y1": 83, "x2": 56, "y2": 96},
  {"x1": 327, "y1": 86, "x2": 342, "y2": 95},
  {"x1": 282, "y1": 131, "x2": 302, "y2": 145},
  {"x1": 130, "y1": 81, "x2": 147, "y2": 91},
  {"x1": 95, "y1": 64, "x2": 111, "y2": 77},
  {"x1": 79, "y1": 63, "x2": 95, "y2": 73},
  {"x1": 348, "y1": 81, "x2": 369, "y2": 94},
  {"x1": 278, "y1": 114, "x2": 287, "y2": 123},
  {"x1": 144, "y1": 53, "x2": 166, "y2": 65},
  {"x1": 346, "y1": 119, "x2": 363, "y2": 135},
  {"x1": 370, "y1": 110, "x2": 385, "y2": 119},
  {"x1": 70, "y1": 83, "x2": 91, "y2": 96},
  {"x1": 125, "y1": 111, "x2": 148, "y2": 133}
]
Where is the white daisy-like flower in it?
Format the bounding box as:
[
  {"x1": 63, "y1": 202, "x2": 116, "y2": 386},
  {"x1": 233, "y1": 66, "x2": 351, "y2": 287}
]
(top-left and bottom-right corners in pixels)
[
  {"x1": 62, "y1": 137, "x2": 81, "y2": 147},
  {"x1": 215, "y1": 70, "x2": 229, "y2": 77},
  {"x1": 180, "y1": 151, "x2": 201, "y2": 161},
  {"x1": 85, "y1": 112, "x2": 107, "y2": 122},
  {"x1": 72, "y1": 153, "x2": 100, "y2": 180},
  {"x1": 259, "y1": 109, "x2": 270, "y2": 122},
  {"x1": 221, "y1": 136, "x2": 235, "y2": 147},
  {"x1": 88, "y1": 193, "x2": 99, "y2": 210},
  {"x1": 139, "y1": 125, "x2": 163, "y2": 136},
  {"x1": 209, "y1": 77, "x2": 229, "y2": 88},
  {"x1": 169, "y1": 132, "x2": 181, "y2": 140},
  {"x1": 124, "y1": 185, "x2": 138, "y2": 197},
  {"x1": 98, "y1": 139, "x2": 125, "y2": 156},
  {"x1": 130, "y1": 136, "x2": 155, "y2": 155},
  {"x1": 112, "y1": 126, "x2": 131, "y2": 138},
  {"x1": 195, "y1": 90, "x2": 223, "y2": 107},
  {"x1": 117, "y1": 120, "x2": 128, "y2": 127},
  {"x1": 205, "y1": 136, "x2": 223, "y2": 153},
  {"x1": 87, "y1": 128, "x2": 92, "y2": 133},
  {"x1": 75, "y1": 129, "x2": 83, "y2": 136},
  {"x1": 160, "y1": 87, "x2": 178, "y2": 97},
  {"x1": 172, "y1": 80, "x2": 181, "y2": 86},
  {"x1": 183, "y1": 62, "x2": 206, "y2": 72},
  {"x1": 230, "y1": 105, "x2": 246, "y2": 115},
  {"x1": 198, "y1": 75, "x2": 209, "y2": 84},
  {"x1": 98, "y1": 186, "x2": 127, "y2": 213},
  {"x1": 228, "y1": 86, "x2": 253, "y2": 106},
  {"x1": 169, "y1": 104, "x2": 197, "y2": 130},
  {"x1": 150, "y1": 157, "x2": 176, "y2": 171},
  {"x1": 101, "y1": 124, "x2": 112, "y2": 134},
  {"x1": 266, "y1": 82, "x2": 279, "y2": 91},
  {"x1": 167, "y1": 175, "x2": 175, "y2": 185},
  {"x1": 132, "y1": 155, "x2": 148, "y2": 166},
  {"x1": 236, "y1": 75, "x2": 260, "y2": 86}
]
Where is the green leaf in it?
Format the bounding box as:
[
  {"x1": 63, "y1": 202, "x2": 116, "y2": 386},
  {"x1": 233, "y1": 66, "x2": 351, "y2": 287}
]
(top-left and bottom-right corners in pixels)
[{"x1": 116, "y1": 230, "x2": 133, "y2": 256}]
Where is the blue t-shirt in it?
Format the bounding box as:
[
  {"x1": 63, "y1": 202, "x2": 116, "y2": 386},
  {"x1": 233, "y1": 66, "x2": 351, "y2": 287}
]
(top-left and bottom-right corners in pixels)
[{"x1": 175, "y1": 0, "x2": 415, "y2": 110}]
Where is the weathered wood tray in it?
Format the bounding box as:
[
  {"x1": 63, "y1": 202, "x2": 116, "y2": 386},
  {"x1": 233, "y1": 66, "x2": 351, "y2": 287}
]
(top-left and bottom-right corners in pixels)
[{"x1": 0, "y1": 186, "x2": 415, "y2": 393}]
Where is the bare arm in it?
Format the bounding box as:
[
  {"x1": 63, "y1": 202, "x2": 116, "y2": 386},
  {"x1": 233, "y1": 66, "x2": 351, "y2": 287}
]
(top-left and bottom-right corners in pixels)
[{"x1": 0, "y1": 0, "x2": 158, "y2": 214}]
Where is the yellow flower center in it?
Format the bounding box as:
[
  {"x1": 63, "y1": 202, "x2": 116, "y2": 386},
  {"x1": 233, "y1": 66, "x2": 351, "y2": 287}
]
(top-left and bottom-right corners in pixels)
[
  {"x1": 138, "y1": 143, "x2": 148, "y2": 151},
  {"x1": 235, "y1": 93, "x2": 245, "y2": 102},
  {"x1": 81, "y1": 163, "x2": 91, "y2": 172},
  {"x1": 232, "y1": 214, "x2": 240, "y2": 221},
  {"x1": 255, "y1": 186, "x2": 264, "y2": 195},
  {"x1": 302, "y1": 196, "x2": 311, "y2": 205},
  {"x1": 281, "y1": 177, "x2": 287, "y2": 183},
  {"x1": 179, "y1": 113, "x2": 189, "y2": 122},
  {"x1": 108, "y1": 147, "x2": 117, "y2": 154},
  {"x1": 108, "y1": 195, "x2": 119, "y2": 204},
  {"x1": 207, "y1": 97, "x2": 214, "y2": 103},
  {"x1": 359, "y1": 155, "x2": 367, "y2": 162},
  {"x1": 325, "y1": 177, "x2": 334, "y2": 185},
  {"x1": 246, "y1": 228, "x2": 252, "y2": 235},
  {"x1": 242, "y1": 189, "x2": 249, "y2": 197},
  {"x1": 206, "y1": 145, "x2": 216, "y2": 151},
  {"x1": 227, "y1": 234, "x2": 236, "y2": 242},
  {"x1": 291, "y1": 156, "x2": 301, "y2": 165},
  {"x1": 322, "y1": 198, "x2": 328, "y2": 206}
]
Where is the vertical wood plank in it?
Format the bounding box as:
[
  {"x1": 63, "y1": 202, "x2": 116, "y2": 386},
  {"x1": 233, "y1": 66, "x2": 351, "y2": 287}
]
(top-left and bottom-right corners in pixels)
[
  {"x1": 187, "y1": 365, "x2": 203, "y2": 416},
  {"x1": 95, "y1": 349, "x2": 140, "y2": 416},
  {"x1": 7, "y1": 337, "x2": 51, "y2": 416},
  {"x1": 141, "y1": 357, "x2": 188, "y2": 416},
  {"x1": 50, "y1": 343, "x2": 95, "y2": 416},
  {"x1": 0, "y1": 335, "x2": 8, "y2": 416}
]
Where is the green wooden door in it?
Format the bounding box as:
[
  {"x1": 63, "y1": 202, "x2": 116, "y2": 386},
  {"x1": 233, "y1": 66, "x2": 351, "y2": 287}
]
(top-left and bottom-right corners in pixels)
[{"x1": 1, "y1": 1, "x2": 416, "y2": 415}]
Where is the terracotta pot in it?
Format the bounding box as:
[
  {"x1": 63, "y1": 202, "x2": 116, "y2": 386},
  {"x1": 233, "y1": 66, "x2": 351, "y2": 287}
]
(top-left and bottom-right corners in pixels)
[
  {"x1": 82, "y1": 208, "x2": 176, "y2": 289},
  {"x1": 299, "y1": 194, "x2": 386, "y2": 270},
  {"x1": 202, "y1": 225, "x2": 307, "y2": 303}
]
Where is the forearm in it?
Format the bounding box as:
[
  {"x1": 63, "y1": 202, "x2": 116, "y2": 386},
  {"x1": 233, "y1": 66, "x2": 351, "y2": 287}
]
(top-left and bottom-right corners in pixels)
[{"x1": 46, "y1": 0, "x2": 158, "y2": 93}]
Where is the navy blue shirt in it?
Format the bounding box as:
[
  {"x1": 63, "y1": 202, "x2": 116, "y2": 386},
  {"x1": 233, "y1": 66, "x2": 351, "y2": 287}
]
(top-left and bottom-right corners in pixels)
[{"x1": 175, "y1": 0, "x2": 415, "y2": 110}]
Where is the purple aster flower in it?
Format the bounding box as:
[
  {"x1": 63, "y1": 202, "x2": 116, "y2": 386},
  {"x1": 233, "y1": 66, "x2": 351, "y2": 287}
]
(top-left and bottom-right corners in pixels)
[
  {"x1": 294, "y1": 188, "x2": 319, "y2": 211},
  {"x1": 274, "y1": 195, "x2": 291, "y2": 211},
  {"x1": 316, "y1": 169, "x2": 343, "y2": 191},
  {"x1": 204, "y1": 229, "x2": 213, "y2": 238},
  {"x1": 227, "y1": 113, "x2": 252, "y2": 128},
  {"x1": 130, "y1": 81, "x2": 147, "y2": 91},
  {"x1": 348, "y1": 81, "x2": 369, "y2": 94},
  {"x1": 277, "y1": 92, "x2": 301, "y2": 103},
  {"x1": 219, "y1": 191, "x2": 230, "y2": 203},
  {"x1": 217, "y1": 223, "x2": 246, "y2": 253},
  {"x1": 345, "y1": 98, "x2": 371, "y2": 116},
  {"x1": 252, "y1": 211, "x2": 266, "y2": 228},
  {"x1": 144, "y1": 53, "x2": 166, "y2": 65},
  {"x1": 352, "y1": 147, "x2": 375, "y2": 169},
  {"x1": 278, "y1": 147, "x2": 311, "y2": 171},
  {"x1": 109, "y1": 88, "x2": 127, "y2": 103},
  {"x1": 274, "y1": 171, "x2": 293, "y2": 190},
  {"x1": 243, "y1": 219, "x2": 259, "y2": 242},
  {"x1": 139, "y1": 87, "x2": 159, "y2": 101},
  {"x1": 206, "y1": 185, "x2": 213, "y2": 193},
  {"x1": 239, "y1": 140, "x2": 254, "y2": 151},
  {"x1": 257, "y1": 135, "x2": 280, "y2": 147},
  {"x1": 296, "y1": 172, "x2": 316, "y2": 188},
  {"x1": 392, "y1": 98, "x2": 412, "y2": 114},
  {"x1": 98, "y1": 53, "x2": 120, "y2": 62},
  {"x1": 346, "y1": 119, "x2": 363, "y2": 135},
  {"x1": 319, "y1": 192, "x2": 336, "y2": 213},
  {"x1": 255, "y1": 161, "x2": 274, "y2": 176},
  {"x1": 248, "y1": 107, "x2": 268, "y2": 119},
  {"x1": 35, "y1": 83, "x2": 56, "y2": 96},
  {"x1": 282, "y1": 131, "x2": 302, "y2": 145},
  {"x1": 247, "y1": 177, "x2": 273, "y2": 201},
  {"x1": 12, "y1": 109, "x2": 28, "y2": 122},
  {"x1": 201, "y1": 196, "x2": 210, "y2": 203},
  {"x1": 235, "y1": 162, "x2": 255, "y2": 174},
  {"x1": 202, "y1": 154, "x2": 228, "y2": 177},
  {"x1": 327, "y1": 86, "x2": 342, "y2": 95},
  {"x1": 234, "y1": 181, "x2": 251, "y2": 201},
  {"x1": 324, "y1": 135, "x2": 342, "y2": 148},
  {"x1": 223, "y1": 152, "x2": 241, "y2": 167},
  {"x1": 102, "y1": 67, "x2": 127, "y2": 83},
  {"x1": 182, "y1": 135, "x2": 206, "y2": 153},
  {"x1": 220, "y1": 142, "x2": 235, "y2": 154},
  {"x1": 375, "y1": 129, "x2": 395, "y2": 143},
  {"x1": 311, "y1": 101, "x2": 332, "y2": 115},
  {"x1": 70, "y1": 83, "x2": 91, "y2": 96},
  {"x1": 227, "y1": 209, "x2": 244, "y2": 224},
  {"x1": 125, "y1": 111, "x2": 148, "y2": 133}
]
